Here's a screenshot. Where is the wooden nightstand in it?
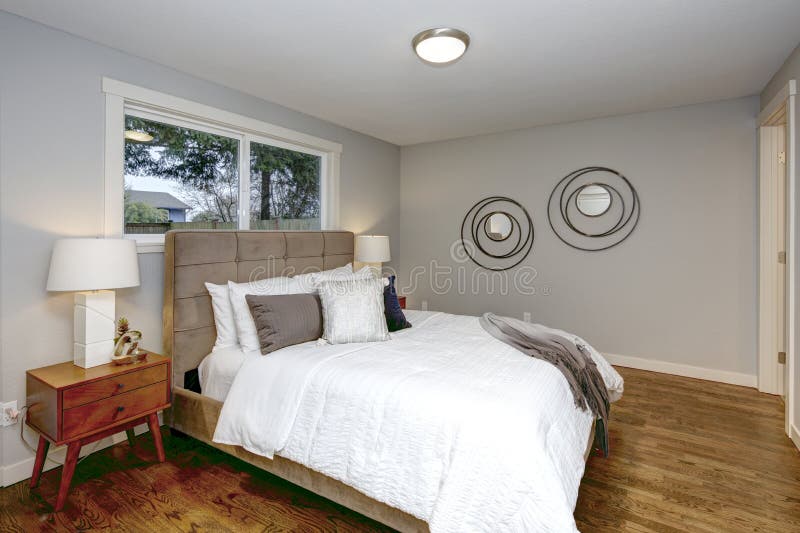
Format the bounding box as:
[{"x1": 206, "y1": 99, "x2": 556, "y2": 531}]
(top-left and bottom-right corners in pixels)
[
  {"x1": 398, "y1": 296, "x2": 406, "y2": 309},
  {"x1": 26, "y1": 352, "x2": 171, "y2": 511}
]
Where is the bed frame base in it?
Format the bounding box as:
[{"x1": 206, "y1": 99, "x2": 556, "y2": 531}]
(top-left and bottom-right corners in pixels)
[{"x1": 168, "y1": 387, "x2": 429, "y2": 533}]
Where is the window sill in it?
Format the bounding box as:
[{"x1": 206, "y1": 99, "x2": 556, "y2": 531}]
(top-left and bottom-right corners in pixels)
[{"x1": 127, "y1": 235, "x2": 165, "y2": 254}]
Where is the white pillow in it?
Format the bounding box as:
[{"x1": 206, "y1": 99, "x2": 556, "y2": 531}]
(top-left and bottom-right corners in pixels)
[
  {"x1": 294, "y1": 263, "x2": 375, "y2": 294},
  {"x1": 318, "y1": 278, "x2": 389, "y2": 344},
  {"x1": 228, "y1": 277, "x2": 303, "y2": 352},
  {"x1": 204, "y1": 282, "x2": 238, "y2": 350}
]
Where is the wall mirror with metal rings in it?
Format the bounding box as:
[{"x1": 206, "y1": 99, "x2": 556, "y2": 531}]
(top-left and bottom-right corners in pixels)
[
  {"x1": 486, "y1": 212, "x2": 513, "y2": 240},
  {"x1": 548, "y1": 167, "x2": 640, "y2": 251},
  {"x1": 576, "y1": 184, "x2": 612, "y2": 216},
  {"x1": 460, "y1": 196, "x2": 534, "y2": 271}
]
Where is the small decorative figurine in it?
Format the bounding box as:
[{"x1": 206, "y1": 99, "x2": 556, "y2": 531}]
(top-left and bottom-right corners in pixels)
[
  {"x1": 114, "y1": 317, "x2": 129, "y2": 343},
  {"x1": 111, "y1": 317, "x2": 147, "y2": 365}
]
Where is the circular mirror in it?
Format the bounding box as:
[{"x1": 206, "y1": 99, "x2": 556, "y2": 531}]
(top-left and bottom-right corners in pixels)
[
  {"x1": 576, "y1": 184, "x2": 612, "y2": 217},
  {"x1": 485, "y1": 212, "x2": 513, "y2": 240}
]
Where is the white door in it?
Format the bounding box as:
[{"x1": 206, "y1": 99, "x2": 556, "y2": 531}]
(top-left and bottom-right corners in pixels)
[
  {"x1": 757, "y1": 80, "x2": 797, "y2": 448},
  {"x1": 777, "y1": 124, "x2": 787, "y2": 401}
]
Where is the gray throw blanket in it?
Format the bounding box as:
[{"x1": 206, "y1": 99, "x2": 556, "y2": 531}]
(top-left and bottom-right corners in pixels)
[{"x1": 479, "y1": 313, "x2": 611, "y2": 456}]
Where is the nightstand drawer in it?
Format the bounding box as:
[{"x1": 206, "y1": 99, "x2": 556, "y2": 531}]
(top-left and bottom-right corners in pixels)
[
  {"x1": 63, "y1": 364, "x2": 167, "y2": 409},
  {"x1": 62, "y1": 381, "x2": 168, "y2": 440}
]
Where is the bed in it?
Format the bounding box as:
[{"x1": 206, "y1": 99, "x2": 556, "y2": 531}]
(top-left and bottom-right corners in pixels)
[{"x1": 163, "y1": 230, "x2": 623, "y2": 532}]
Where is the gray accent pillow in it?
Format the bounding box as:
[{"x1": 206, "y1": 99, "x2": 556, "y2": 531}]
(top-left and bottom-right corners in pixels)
[{"x1": 245, "y1": 293, "x2": 322, "y2": 355}]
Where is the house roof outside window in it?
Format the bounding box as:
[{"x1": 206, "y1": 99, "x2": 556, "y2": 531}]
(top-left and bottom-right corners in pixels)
[{"x1": 127, "y1": 190, "x2": 189, "y2": 211}]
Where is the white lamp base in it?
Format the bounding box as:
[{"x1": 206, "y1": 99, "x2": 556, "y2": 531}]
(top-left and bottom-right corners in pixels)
[{"x1": 73, "y1": 290, "x2": 116, "y2": 368}]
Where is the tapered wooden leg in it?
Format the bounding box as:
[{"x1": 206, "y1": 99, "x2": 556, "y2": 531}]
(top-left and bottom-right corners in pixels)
[
  {"x1": 125, "y1": 428, "x2": 136, "y2": 447},
  {"x1": 147, "y1": 413, "x2": 165, "y2": 462},
  {"x1": 55, "y1": 442, "x2": 81, "y2": 511},
  {"x1": 30, "y1": 435, "x2": 50, "y2": 489}
]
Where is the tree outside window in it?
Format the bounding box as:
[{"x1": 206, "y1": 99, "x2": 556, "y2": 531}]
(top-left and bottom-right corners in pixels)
[{"x1": 123, "y1": 115, "x2": 321, "y2": 234}]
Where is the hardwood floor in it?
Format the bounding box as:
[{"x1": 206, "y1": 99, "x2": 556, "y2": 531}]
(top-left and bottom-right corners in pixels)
[
  {"x1": 1, "y1": 367, "x2": 798, "y2": 532},
  {"x1": 0, "y1": 430, "x2": 391, "y2": 532},
  {"x1": 575, "y1": 367, "x2": 800, "y2": 532}
]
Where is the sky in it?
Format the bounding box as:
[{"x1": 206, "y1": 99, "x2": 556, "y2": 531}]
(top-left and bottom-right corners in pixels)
[{"x1": 125, "y1": 175, "x2": 186, "y2": 198}]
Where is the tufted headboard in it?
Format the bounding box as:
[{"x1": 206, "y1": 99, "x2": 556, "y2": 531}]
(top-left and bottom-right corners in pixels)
[{"x1": 163, "y1": 230, "x2": 354, "y2": 388}]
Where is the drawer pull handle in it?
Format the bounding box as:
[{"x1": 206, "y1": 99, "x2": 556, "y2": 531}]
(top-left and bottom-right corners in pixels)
[
  {"x1": 117, "y1": 383, "x2": 124, "y2": 389},
  {"x1": 117, "y1": 406, "x2": 125, "y2": 413}
]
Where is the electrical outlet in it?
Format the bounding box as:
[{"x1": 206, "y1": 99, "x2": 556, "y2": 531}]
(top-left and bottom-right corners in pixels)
[
  {"x1": 421, "y1": 300, "x2": 428, "y2": 311},
  {"x1": 523, "y1": 312, "x2": 532, "y2": 323},
  {"x1": 1, "y1": 401, "x2": 19, "y2": 427}
]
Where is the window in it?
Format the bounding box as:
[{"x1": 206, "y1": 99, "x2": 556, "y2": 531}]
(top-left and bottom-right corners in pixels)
[
  {"x1": 124, "y1": 114, "x2": 240, "y2": 235},
  {"x1": 103, "y1": 78, "x2": 341, "y2": 252},
  {"x1": 250, "y1": 141, "x2": 321, "y2": 230}
]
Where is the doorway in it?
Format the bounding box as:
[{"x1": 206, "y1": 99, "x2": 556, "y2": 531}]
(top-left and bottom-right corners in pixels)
[{"x1": 758, "y1": 80, "x2": 797, "y2": 446}]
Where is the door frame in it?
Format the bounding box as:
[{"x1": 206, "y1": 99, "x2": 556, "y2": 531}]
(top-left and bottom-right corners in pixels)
[{"x1": 758, "y1": 80, "x2": 796, "y2": 441}]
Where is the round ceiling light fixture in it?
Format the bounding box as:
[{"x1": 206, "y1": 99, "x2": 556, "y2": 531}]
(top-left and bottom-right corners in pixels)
[
  {"x1": 124, "y1": 130, "x2": 154, "y2": 142},
  {"x1": 412, "y1": 28, "x2": 470, "y2": 65}
]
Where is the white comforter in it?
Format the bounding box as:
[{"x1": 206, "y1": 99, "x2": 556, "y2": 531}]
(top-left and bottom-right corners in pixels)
[{"x1": 213, "y1": 311, "x2": 623, "y2": 532}]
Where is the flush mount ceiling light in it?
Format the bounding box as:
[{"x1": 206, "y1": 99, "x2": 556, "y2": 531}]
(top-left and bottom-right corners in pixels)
[
  {"x1": 124, "y1": 130, "x2": 153, "y2": 142},
  {"x1": 412, "y1": 28, "x2": 470, "y2": 65}
]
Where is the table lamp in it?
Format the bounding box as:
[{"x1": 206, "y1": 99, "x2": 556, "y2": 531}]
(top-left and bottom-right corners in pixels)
[
  {"x1": 355, "y1": 235, "x2": 390, "y2": 275},
  {"x1": 47, "y1": 238, "x2": 140, "y2": 368}
]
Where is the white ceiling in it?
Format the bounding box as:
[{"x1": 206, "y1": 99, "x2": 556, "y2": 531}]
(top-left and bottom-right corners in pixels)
[{"x1": 3, "y1": 0, "x2": 800, "y2": 145}]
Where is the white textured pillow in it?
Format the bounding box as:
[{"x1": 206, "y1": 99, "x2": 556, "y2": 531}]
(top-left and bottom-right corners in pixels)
[
  {"x1": 294, "y1": 264, "x2": 374, "y2": 294},
  {"x1": 228, "y1": 278, "x2": 302, "y2": 352},
  {"x1": 318, "y1": 278, "x2": 389, "y2": 344},
  {"x1": 204, "y1": 282, "x2": 238, "y2": 350}
]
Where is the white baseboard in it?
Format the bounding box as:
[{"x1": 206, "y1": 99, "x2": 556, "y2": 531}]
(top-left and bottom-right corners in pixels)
[
  {"x1": 791, "y1": 424, "x2": 800, "y2": 452},
  {"x1": 603, "y1": 352, "x2": 758, "y2": 388},
  {"x1": 0, "y1": 422, "x2": 151, "y2": 487}
]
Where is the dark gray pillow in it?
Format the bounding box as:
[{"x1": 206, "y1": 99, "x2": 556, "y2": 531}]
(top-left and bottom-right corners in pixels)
[{"x1": 245, "y1": 293, "x2": 322, "y2": 355}]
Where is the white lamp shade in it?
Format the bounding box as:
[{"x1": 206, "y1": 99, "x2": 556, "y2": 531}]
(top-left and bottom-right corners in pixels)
[
  {"x1": 356, "y1": 235, "x2": 391, "y2": 263},
  {"x1": 47, "y1": 238, "x2": 140, "y2": 291}
]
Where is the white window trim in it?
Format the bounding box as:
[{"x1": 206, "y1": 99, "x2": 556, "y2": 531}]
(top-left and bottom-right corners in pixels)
[{"x1": 102, "y1": 77, "x2": 342, "y2": 253}]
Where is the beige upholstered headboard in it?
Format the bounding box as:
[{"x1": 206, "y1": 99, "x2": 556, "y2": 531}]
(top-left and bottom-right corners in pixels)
[{"x1": 163, "y1": 230, "x2": 354, "y2": 388}]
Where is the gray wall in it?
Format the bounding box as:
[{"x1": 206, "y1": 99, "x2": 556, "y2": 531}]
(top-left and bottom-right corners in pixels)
[
  {"x1": 0, "y1": 12, "x2": 399, "y2": 473},
  {"x1": 760, "y1": 43, "x2": 800, "y2": 437},
  {"x1": 398, "y1": 97, "x2": 759, "y2": 376}
]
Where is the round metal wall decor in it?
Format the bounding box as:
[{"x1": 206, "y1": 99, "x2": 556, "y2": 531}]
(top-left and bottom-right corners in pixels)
[
  {"x1": 547, "y1": 166, "x2": 640, "y2": 251},
  {"x1": 460, "y1": 196, "x2": 534, "y2": 271}
]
